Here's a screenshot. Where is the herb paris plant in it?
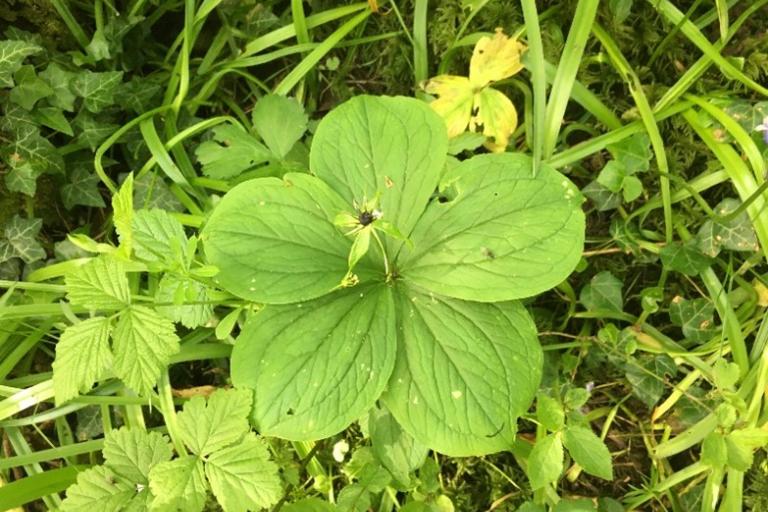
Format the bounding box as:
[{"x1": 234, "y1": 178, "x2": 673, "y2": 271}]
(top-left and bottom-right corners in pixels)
[{"x1": 202, "y1": 95, "x2": 585, "y2": 456}]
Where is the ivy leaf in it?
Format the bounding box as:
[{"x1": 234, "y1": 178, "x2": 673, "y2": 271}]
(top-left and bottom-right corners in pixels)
[
  {"x1": 132, "y1": 208, "x2": 188, "y2": 266},
  {"x1": 103, "y1": 428, "x2": 173, "y2": 484},
  {"x1": 580, "y1": 271, "x2": 623, "y2": 313},
  {"x1": 195, "y1": 123, "x2": 271, "y2": 179},
  {"x1": 527, "y1": 434, "x2": 563, "y2": 490},
  {"x1": 176, "y1": 388, "x2": 252, "y2": 456},
  {"x1": 65, "y1": 256, "x2": 130, "y2": 309},
  {"x1": 39, "y1": 62, "x2": 77, "y2": 111},
  {"x1": 399, "y1": 154, "x2": 584, "y2": 302},
  {"x1": 1, "y1": 123, "x2": 65, "y2": 174},
  {"x1": 382, "y1": 288, "x2": 541, "y2": 456},
  {"x1": 562, "y1": 426, "x2": 613, "y2": 480},
  {"x1": 0, "y1": 215, "x2": 45, "y2": 264},
  {"x1": 606, "y1": 132, "x2": 651, "y2": 173},
  {"x1": 52, "y1": 317, "x2": 113, "y2": 404},
  {"x1": 33, "y1": 106, "x2": 74, "y2": 135},
  {"x1": 0, "y1": 40, "x2": 42, "y2": 87},
  {"x1": 9, "y1": 65, "x2": 53, "y2": 109},
  {"x1": 73, "y1": 111, "x2": 119, "y2": 150},
  {"x1": 5, "y1": 163, "x2": 39, "y2": 196},
  {"x1": 696, "y1": 198, "x2": 759, "y2": 256},
  {"x1": 72, "y1": 70, "x2": 123, "y2": 112},
  {"x1": 204, "y1": 433, "x2": 283, "y2": 512},
  {"x1": 659, "y1": 240, "x2": 712, "y2": 276},
  {"x1": 251, "y1": 94, "x2": 308, "y2": 159},
  {"x1": 112, "y1": 305, "x2": 180, "y2": 394},
  {"x1": 61, "y1": 466, "x2": 134, "y2": 512},
  {"x1": 232, "y1": 285, "x2": 396, "y2": 440},
  {"x1": 149, "y1": 456, "x2": 207, "y2": 512},
  {"x1": 61, "y1": 167, "x2": 106, "y2": 209},
  {"x1": 156, "y1": 274, "x2": 213, "y2": 328},
  {"x1": 625, "y1": 354, "x2": 677, "y2": 407},
  {"x1": 202, "y1": 173, "x2": 351, "y2": 304},
  {"x1": 311, "y1": 95, "x2": 448, "y2": 253},
  {"x1": 582, "y1": 180, "x2": 621, "y2": 211},
  {"x1": 669, "y1": 296, "x2": 716, "y2": 343}
]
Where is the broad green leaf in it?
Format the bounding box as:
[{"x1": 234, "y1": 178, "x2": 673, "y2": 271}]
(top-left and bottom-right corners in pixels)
[
  {"x1": 177, "y1": 388, "x2": 252, "y2": 456},
  {"x1": 195, "y1": 124, "x2": 271, "y2": 179},
  {"x1": 134, "y1": 171, "x2": 183, "y2": 212},
  {"x1": 580, "y1": 271, "x2": 623, "y2": 313},
  {"x1": 112, "y1": 174, "x2": 133, "y2": 258},
  {"x1": 527, "y1": 434, "x2": 563, "y2": 490},
  {"x1": 204, "y1": 433, "x2": 283, "y2": 512},
  {"x1": 310, "y1": 95, "x2": 448, "y2": 250},
  {"x1": 72, "y1": 70, "x2": 123, "y2": 113},
  {"x1": 112, "y1": 305, "x2": 180, "y2": 394},
  {"x1": 132, "y1": 208, "x2": 188, "y2": 266},
  {"x1": 336, "y1": 485, "x2": 370, "y2": 512},
  {"x1": 659, "y1": 240, "x2": 712, "y2": 276},
  {"x1": 608, "y1": 0, "x2": 633, "y2": 24},
  {"x1": 52, "y1": 317, "x2": 113, "y2": 404},
  {"x1": 0, "y1": 40, "x2": 42, "y2": 87},
  {"x1": 516, "y1": 503, "x2": 546, "y2": 512},
  {"x1": 232, "y1": 284, "x2": 396, "y2": 440},
  {"x1": 596, "y1": 161, "x2": 625, "y2": 193},
  {"x1": 369, "y1": 406, "x2": 428, "y2": 488},
  {"x1": 701, "y1": 432, "x2": 727, "y2": 467},
  {"x1": 251, "y1": 94, "x2": 308, "y2": 159},
  {"x1": 61, "y1": 167, "x2": 106, "y2": 209},
  {"x1": 553, "y1": 499, "x2": 596, "y2": 512},
  {"x1": 149, "y1": 456, "x2": 207, "y2": 512},
  {"x1": 669, "y1": 296, "x2": 716, "y2": 343},
  {"x1": 202, "y1": 173, "x2": 351, "y2": 304},
  {"x1": 399, "y1": 154, "x2": 584, "y2": 302},
  {"x1": 5, "y1": 163, "x2": 38, "y2": 196},
  {"x1": 383, "y1": 287, "x2": 541, "y2": 456},
  {"x1": 0, "y1": 215, "x2": 45, "y2": 264},
  {"x1": 468, "y1": 29, "x2": 525, "y2": 88},
  {"x1": 156, "y1": 274, "x2": 213, "y2": 328},
  {"x1": 562, "y1": 426, "x2": 613, "y2": 480},
  {"x1": 342, "y1": 448, "x2": 392, "y2": 495},
  {"x1": 65, "y1": 256, "x2": 130, "y2": 309},
  {"x1": 537, "y1": 394, "x2": 565, "y2": 432},
  {"x1": 61, "y1": 466, "x2": 134, "y2": 512},
  {"x1": 283, "y1": 498, "x2": 337, "y2": 512},
  {"x1": 712, "y1": 359, "x2": 740, "y2": 391},
  {"x1": 103, "y1": 428, "x2": 173, "y2": 483},
  {"x1": 725, "y1": 428, "x2": 768, "y2": 471},
  {"x1": 39, "y1": 63, "x2": 77, "y2": 111},
  {"x1": 9, "y1": 65, "x2": 52, "y2": 109}
]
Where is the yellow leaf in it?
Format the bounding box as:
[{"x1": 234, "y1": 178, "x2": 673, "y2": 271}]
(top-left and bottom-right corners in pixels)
[
  {"x1": 424, "y1": 75, "x2": 473, "y2": 138},
  {"x1": 469, "y1": 28, "x2": 526, "y2": 88},
  {"x1": 470, "y1": 87, "x2": 518, "y2": 152}
]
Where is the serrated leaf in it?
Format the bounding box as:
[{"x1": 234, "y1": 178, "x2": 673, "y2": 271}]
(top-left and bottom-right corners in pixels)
[
  {"x1": 0, "y1": 40, "x2": 42, "y2": 87},
  {"x1": 659, "y1": 241, "x2": 712, "y2": 276},
  {"x1": 580, "y1": 271, "x2": 623, "y2": 313},
  {"x1": 232, "y1": 285, "x2": 396, "y2": 440},
  {"x1": 283, "y1": 498, "x2": 337, "y2": 512},
  {"x1": 103, "y1": 428, "x2": 173, "y2": 484},
  {"x1": 65, "y1": 256, "x2": 130, "y2": 309},
  {"x1": 562, "y1": 426, "x2": 613, "y2": 480},
  {"x1": 148, "y1": 456, "x2": 207, "y2": 512},
  {"x1": 177, "y1": 388, "x2": 252, "y2": 456},
  {"x1": 382, "y1": 288, "x2": 541, "y2": 456},
  {"x1": 537, "y1": 394, "x2": 565, "y2": 432},
  {"x1": 132, "y1": 208, "x2": 188, "y2": 266},
  {"x1": 52, "y1": 317, "x2": 113, "y2": 404},
  {"x1": 202, "y1": 173, "x2": 351, "y2": 304},
  {"x1": 195, "y1": 124, "x2": 271, "y2": 179},
  {"x1": 61, "y1": 167, "x2": 106, "y2": 209},
  {"x1": 370, "y1": 406, "x2": 428, "y2": 488},
  {"x1": 204, "y1": 433, "x2": 283, "y2": 512},
  {"x1": 5, "y1": 162, "x2": 39, "y2": 196},
  {"x1": 527, "y1": 434, "x2": 563, "y2": 490},
  {"x1": 156, "y1": 274, "x2": 213, "y2": 328},
  {"x1": 399, "y1": 154, "x2": 584, "y2": 302},
  {"x1": 669, "y1": 296, "x2": 716, "y2": 343},
  {"x1": 72, "y1": 70, "x2": 123, "y2": 113},
  {"x1": 112, "y1": 305, "x2": 180, "y2": 394},
  {"x1": 311, "y1": 95, "x2": 448, "y2": 254},
  {"x1": 112, "y1": 174, "x2": 133, "y2": 257},
  {"x1": 39, "y1": 63, "x2": 77, "y2": 111},
  {"x1": 0, "y1": 214, "x2": 45, "y2": 264},
  {"x1": 61, "y1": 466, "x2": 134, "y2": 512},
  {"x1": 251, "y1": 94, "x2": 308, "y2": 159}
]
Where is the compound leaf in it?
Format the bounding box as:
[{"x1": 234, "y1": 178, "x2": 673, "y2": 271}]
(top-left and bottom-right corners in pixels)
[
  {"x1": 52, "y1": 317, "x2": 113, "y2": 404},
  {"x1": 112, "y1": 305, "x2": 180, "y2": 394},
  {"x1": 382, "y1": 287, "x2": 541, "y2": 456},
  {"x1": 65, "y1": 256, "x2": 130, "y2": 309},
  {"x1": 399, "y1": 154, "x2": 584, "y2": 302},
  {"x1": 149, "y1": 456, "x2": 207, "y2": 512},
  {"x1": 61, "y1": 466, "x2": 134, "y2": 512},
  {"x1": 232, "y1": 284, "x2": 396, "y2": 440},
  {"x1": 103, "y1": 428, "x2": 173, "y2": 484},
  {"x1": 204, "y1": 433, "x2": 283, "y2": 512},
  {"x1": 177, "y1": 388, "x2": 252, "y2": 456},
  {"x1": 202, "y1": 173, "x2": 351, "y2": 304},
  {"x1": 131, "y1": 208, "x2": 188, "y2": 266}
]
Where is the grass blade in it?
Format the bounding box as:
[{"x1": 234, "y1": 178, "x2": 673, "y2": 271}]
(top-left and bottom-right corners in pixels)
[{"x1": 520, "y1": 0, "x2": 546, "y2": 172}]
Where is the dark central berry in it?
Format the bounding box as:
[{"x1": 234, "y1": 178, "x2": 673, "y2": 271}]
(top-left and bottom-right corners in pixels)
[{"x1": 358, "y1": 210, "x2": 375, "y2": 226}]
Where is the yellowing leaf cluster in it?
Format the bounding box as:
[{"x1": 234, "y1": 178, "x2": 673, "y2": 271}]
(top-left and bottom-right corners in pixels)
[{"x1": 424, "y1": 29, "x2": 526, "y2": 152}]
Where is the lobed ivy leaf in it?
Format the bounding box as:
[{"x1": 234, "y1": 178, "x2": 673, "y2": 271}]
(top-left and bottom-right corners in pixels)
[
  {"x1": 1, "y1": 123, "x2": 64, "y2": 174},
  {"x1": 580, "y1": 271, "x2": 623, "y2": 313},
  {"x1": 669, "y1": 296, "x2": 716, "y2": 343},
  {"x1": 9, "y1": 65, "x2": 53, "y2": 109},
  {"x1": 625, "y1": 354, "x2": 677, "y2": 407},
  {"x1": 0, "y1": 215, "x2": 45, "y2": 264},
  {"x1": 39, "y1": 62, "x2": 77, "y2": 111},
  {"x1": 52, "y1": 317, "x2": 113, "y2": 404},
  {"x1": 659, "y1": 240, "x2": 712, "y2": 276},
  {"x1": 33, "y1": 106, "x2": 74, "y2": 135},
  {"x1": 72, "y1": 70, "x2": 124, "y2": 113},
  {"x1": 0, "y1": 39, "x2": 42, "y2": 87},
  {"x1": 61, "y1": 167, "x2": 106, "y2": 210},
  {"x1": 5, "y1": 163, "x2": 39, "y2": 196}
]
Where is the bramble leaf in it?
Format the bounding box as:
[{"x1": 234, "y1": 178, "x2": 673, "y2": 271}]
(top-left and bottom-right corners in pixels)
[
  {"x1": 112, "y1": 305, "x2": 180, "y2": 394},
  {"x1": 232, "y1": 285, "x2": 396, "y2": 440},
  {"x1": 52, "y1": 317, "x2": 113, "y2": 404},
  {"x1": 65, "y1": 256, "x2": 130, "y2": 309},
  {"x1": 112, "y1": 174, "x2": 133, "y2": 258},
  {"x1": 176, "y1": 388, "x2": 252, "y2": 456},
  {"x1": 61, "y1": 466, "x2": 134, "y2": 512},
  {"x1": 149, "y1": 456, "x2": 207, "y2": 512},
  {"x1": 61, "y1": 167, "x2": 105, "y2": 209},
  {"x1": 132, "y1": 208, "x2": 188, "y2": 266},
  {"x1": 156, "y1": 274, "x2": 213, "y2": 328},
  {"x1": 103, "y1": 428, "x2": 173, "y2": 484},
  {"x1": 580, "y1": 271, "x2": 623, "y2": 313}
]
